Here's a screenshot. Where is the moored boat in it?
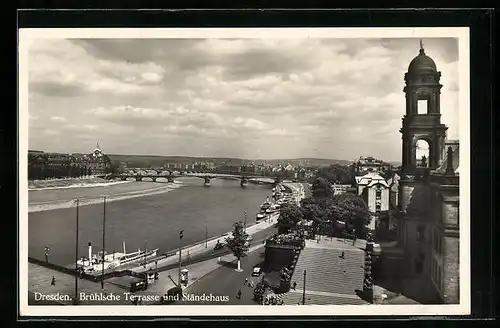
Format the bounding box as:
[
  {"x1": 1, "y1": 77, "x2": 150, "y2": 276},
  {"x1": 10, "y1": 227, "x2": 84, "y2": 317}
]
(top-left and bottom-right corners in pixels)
[
  {"x1": 77, "y1": 241, "x2": 158, "y2": 273},
  {"x1": 256, "y1": 213, "x2": 266, "y2": 220}
]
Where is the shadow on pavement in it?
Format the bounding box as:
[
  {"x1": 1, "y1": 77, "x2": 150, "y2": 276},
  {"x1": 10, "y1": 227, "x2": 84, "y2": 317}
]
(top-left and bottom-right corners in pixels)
[{"x1": 219, "y1": 260, "x2": 237, "y2": 269}]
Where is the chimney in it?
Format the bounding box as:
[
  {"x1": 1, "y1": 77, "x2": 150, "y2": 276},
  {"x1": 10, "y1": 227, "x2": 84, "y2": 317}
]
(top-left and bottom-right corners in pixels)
[
  {"x1": 88, "y1": 242, "x2": 92, "y2": 261},
  {"x1": 445, "y1": 146, "x2": 455, "y2": 175}
]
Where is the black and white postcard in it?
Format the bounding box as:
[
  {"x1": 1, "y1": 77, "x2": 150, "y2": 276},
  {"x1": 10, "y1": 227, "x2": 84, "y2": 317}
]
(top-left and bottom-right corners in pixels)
[{"x1": 19, "y1": 27, "x2": 470, "y2": 317}]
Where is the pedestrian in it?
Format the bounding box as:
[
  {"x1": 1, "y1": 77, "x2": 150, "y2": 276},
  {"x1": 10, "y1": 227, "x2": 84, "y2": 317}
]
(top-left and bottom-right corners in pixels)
[
  {"x1": 292, "y1": 281, "x2": 297, "y2": 290},
  {"x1": 245, "y1": 277, "x2": 248, "y2": 285},
  {"x1": 340, "y1": 251, "x2": 345, "y2": 259},
  {"x1": 237, "y1": 289, "x2": 242, "y2": 300},
  {"x1": 51, "y1": 276, "x2": 56, "y2": 286}
]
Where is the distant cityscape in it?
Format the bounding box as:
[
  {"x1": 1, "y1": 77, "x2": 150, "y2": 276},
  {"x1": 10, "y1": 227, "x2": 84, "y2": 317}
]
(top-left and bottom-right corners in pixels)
[{"x1": 28, "y1": 143, "x2": 400, "y2": 183}]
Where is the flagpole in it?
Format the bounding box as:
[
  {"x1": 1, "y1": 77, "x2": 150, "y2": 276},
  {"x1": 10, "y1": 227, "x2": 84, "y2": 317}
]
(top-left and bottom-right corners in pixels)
[{"x1": 101, "y1": 196, "x2": 106, "y2": 290}]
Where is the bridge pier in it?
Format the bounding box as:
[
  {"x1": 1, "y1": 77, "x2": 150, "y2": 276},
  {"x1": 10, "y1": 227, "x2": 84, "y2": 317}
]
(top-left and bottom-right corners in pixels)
[
  {"x1": 151, "y1": 177, "x2": 157, "y2": 182},
  {"x1": 135, "y1": 176, "x2": 142, "y2": 182},
  {"x1": 204, "y1": 177, "x2": 211, "y2": 187},
  {"x1": 121, "y1": 176, "x2": 127, "y2": 181},
  {"x1": 240, "y1": 177, "x2": 248, "y2": 188},
  {"x1": 167, "y1": 176, "x2": 175, "y2": 183}
]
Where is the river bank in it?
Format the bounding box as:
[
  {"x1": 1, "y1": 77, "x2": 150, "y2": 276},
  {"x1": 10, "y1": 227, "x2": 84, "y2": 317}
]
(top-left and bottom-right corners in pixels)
[
  {"x1": 28, "y1": 182, "x2": 183, "y2": 213},
  {"x1": 28, "y1": 177, "x2": 127, "y2": 190}
]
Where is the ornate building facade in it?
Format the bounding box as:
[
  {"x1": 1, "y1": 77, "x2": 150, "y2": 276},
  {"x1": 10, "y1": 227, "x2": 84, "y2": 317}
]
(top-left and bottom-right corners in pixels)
[
  {"x1": 355, "y1": 172, "x2": 390, "y2": 231},
  {"x1": 84, "y1": 143, "x2": 111, "y2": 175},
  {"x1": 27, "y1": 143, "x2": 112, "y2": 179},
  {"x1": 395, "y1": 42, "x2": 460, "y2": 304}
]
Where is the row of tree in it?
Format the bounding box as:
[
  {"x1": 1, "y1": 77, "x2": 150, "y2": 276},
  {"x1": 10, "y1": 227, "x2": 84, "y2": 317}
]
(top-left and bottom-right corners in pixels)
[
  {"x1": 278, "y1": 177, "x2": 371, "y2": 239},
  {"x1": 312, "y1": 164, "x2": 355, "y2": 185}
]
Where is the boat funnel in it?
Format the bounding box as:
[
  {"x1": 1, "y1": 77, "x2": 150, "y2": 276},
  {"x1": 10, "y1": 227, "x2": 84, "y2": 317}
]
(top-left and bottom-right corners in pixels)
[{"x1": 88, "y1": 242, "x2": 92, "y2": 261}]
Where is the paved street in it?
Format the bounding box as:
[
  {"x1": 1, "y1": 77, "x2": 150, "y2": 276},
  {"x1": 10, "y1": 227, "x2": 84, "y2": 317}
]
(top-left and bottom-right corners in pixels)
[
  {"x1": 175, "y1": 247, "x2": 266, "y2": 305},
  {"x1": 28, "y1": 224, "x2": 277, "y2": 306}
]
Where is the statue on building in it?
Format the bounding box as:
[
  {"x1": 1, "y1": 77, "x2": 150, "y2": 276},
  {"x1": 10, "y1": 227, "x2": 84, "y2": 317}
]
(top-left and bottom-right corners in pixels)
[{"x1": 420, "y1": 155, "x2": 427, "y2": 167}]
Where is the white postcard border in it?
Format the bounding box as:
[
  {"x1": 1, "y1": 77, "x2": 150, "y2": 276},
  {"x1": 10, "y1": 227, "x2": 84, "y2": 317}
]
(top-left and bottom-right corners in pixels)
[{"x1": 19, "y1": 27, "x2": 471, "y2": 317}]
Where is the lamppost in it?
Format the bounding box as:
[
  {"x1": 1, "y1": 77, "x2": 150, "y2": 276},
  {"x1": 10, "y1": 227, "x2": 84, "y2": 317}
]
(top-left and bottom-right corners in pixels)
[
  {"x1": 143, "y1": 241, "x2": 147, "y2": 268},
  {"x1": 101, "y1": 196, "x2": 106, "y2": 290},
  {"x1": 244, "y1": 211, "x2": 248, "y2": 230},
  {"x1": 205, "y1": 225, "x2": 208, "y2": 248},
  {"x1": 302, "y1": 270, "x2": 307, "y2": 305},
  {"x1": 178, "y1": 230, "x2": 183, "y2": 286},
  {"x1": 74, "y1": 198, "x2": 80, "y2": 305},
  {"x1": 44, "y1": 246, "x2": 50, "y2": 263}
]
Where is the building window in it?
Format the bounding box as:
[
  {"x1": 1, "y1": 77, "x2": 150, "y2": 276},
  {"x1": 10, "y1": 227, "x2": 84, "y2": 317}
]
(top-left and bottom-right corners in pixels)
[
  {"x1": 417, "y1": 99, "x2": 428, "y2": 114},
  {"x1": 417, "y1": 225, "x2": 425, "y2": 241},
  {"x1": 376, "y1": 190, "x2": 382, "y2": 199}
]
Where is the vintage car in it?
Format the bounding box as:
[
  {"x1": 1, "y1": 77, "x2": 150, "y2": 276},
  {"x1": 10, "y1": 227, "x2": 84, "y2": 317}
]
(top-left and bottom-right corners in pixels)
[{"x1": 251, "y1": 266, "x2": 262, "y2": 277}]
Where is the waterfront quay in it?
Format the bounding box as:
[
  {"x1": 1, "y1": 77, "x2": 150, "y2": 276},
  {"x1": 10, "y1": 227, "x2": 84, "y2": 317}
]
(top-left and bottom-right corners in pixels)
[
  {"x1": 27, "y1": 182, "x2": 305, "y2": 306},
  {"x1": 28, "y1": 216, "x2": 279, "y2": 305}
]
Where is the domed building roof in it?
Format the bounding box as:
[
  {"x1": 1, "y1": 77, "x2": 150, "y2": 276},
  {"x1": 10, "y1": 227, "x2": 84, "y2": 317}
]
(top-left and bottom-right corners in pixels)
[{"x1": 408, "y1": 40, "x2": 437, "y2": 73}]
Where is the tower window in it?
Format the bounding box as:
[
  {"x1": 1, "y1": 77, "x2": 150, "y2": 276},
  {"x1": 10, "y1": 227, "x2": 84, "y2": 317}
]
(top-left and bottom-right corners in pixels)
[{"x1": 417, "y1": 99, "x2": 428, "y2": 114}]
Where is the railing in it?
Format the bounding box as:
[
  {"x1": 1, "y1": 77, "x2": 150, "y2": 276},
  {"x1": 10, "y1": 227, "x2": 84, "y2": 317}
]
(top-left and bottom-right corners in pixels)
[
  {"x1": 28, "y1": 257, "x2": 144, "y2": 283},
  {"x1": 276, "y1": 247, "x2": 302, "y2": 293}
]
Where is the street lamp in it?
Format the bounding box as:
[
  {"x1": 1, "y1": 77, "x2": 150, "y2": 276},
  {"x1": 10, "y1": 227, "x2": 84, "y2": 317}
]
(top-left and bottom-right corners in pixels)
[
  {"x1": 205, "y1": 225, "x2": 208, "y2": 248},
  {"x1": 44, "y1": 246, "x2": 50, "y2": 263},
  {"x1": 178, "y1": 230, "x2": 184, "y2": 286},
  {"x1": 101, "y1": 196, "x2": 106, "y2": 290},
  {"x1": 244, "y1": 211, "x2": 248, "y2": 230},
  {"x1": 74, "y1": 198, "x2": 80, "y2": 305},
  {"x1": 302, "y1": 270, "x2": 307, "y2": 305}
]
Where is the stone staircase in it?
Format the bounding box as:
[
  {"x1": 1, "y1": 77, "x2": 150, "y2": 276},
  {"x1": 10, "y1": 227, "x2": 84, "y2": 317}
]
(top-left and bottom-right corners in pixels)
[
  {"x1": 288, "y1": 247, "x2": 365, "y2": 297},
  {"x1": 281, "y1": 292, "x2": 369, "y2": 305}
]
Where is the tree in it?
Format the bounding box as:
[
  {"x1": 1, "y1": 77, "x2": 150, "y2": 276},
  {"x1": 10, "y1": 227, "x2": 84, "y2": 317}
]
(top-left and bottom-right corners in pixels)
[
  {"x1": 225, "y1": 221, "x2": 250, "y2": 271},
  {"x1": 300, "y1": 197, "x2": 337, "y2": 236},
  {"x1": 329, "y1": 193, "x2": 371, "y2": 238},
  {"x1": 106, "y1": 161, "x2": 120, "y2": 174},
  {"x1": 311, "y1": 177, "x2": 334, "y2": 199},
  {"x1": 277, "y1": 202, "x2": 303, "y2": 234},
  {"x1": 315, "y1": 164, "x2": 354, "y2": 185}
]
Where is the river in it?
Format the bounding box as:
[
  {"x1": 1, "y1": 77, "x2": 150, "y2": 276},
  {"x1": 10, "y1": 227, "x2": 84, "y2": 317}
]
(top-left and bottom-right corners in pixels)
[{"x1": 28, "y1": 178, "x2": 273, "y2": 266}]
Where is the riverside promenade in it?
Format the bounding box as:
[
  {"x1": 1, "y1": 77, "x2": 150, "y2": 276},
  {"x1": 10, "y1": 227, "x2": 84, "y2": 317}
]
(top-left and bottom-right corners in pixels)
[
  {"x1": 130, "y1": 213, "x2": 278, "y2": 274},
  {"x1": 27, "y1": 214, "x2": 278, "y2": 306}
]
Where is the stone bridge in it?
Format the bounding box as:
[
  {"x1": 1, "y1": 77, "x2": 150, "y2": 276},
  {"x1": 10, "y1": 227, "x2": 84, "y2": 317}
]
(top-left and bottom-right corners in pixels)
[{"x1": 102, "y1": 169, "x2": 281, "y2": 187}]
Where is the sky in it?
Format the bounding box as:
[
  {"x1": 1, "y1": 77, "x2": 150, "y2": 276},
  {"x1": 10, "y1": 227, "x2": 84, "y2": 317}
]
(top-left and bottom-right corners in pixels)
[{"x1": 27, "y1": 37, "x2": 459, "y2": 162}]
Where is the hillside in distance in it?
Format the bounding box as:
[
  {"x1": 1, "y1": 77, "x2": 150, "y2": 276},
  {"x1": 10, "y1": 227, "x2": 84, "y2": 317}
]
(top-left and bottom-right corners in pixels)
[{"x1": 107, "y1": 154, "x2": 355, "y2": 168}]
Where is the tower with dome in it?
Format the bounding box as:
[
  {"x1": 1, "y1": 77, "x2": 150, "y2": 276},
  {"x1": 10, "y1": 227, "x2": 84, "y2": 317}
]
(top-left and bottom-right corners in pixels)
[{"x1": 390, "y1": 40, "x2": 460, "y2": 304}]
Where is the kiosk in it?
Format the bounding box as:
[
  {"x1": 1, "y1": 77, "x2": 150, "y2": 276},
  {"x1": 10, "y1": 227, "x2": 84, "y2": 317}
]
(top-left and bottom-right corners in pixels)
[{"x1": 180, "y1": 269, "x2": 189, "y2": 286}]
